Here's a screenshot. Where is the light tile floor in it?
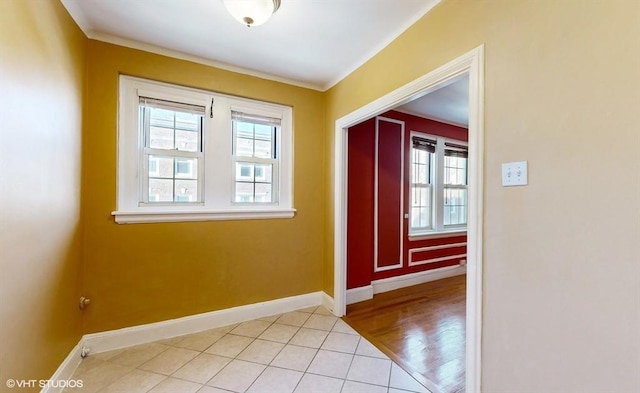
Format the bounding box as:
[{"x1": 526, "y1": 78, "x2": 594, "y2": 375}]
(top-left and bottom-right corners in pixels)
[{"x1": 64, "y1": 306, "x2": 430, "y2": 393}]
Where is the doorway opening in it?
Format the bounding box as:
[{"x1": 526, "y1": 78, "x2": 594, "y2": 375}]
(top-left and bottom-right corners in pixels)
[{"x1": 332, "y1": 46, "x2": 484, "y2": 392}]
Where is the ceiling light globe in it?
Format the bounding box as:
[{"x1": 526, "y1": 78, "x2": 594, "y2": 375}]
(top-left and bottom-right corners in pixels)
[{"x1": 222, "y1": 0, "x2": 281, "y2": 27}]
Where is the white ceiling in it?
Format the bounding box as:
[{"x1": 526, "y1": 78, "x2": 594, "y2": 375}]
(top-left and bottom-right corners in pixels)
[
  {"x1": 61, "y1": 0, "x2": 467, "y2": 127},
  {"x1": 61, "y1": 0, "x2": 440, "y2": 91},
  {"x1": 396, "y1": 74, "x2": 469, "y2": 127}
]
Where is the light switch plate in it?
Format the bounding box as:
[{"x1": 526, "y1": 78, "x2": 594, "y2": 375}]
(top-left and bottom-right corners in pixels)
[{"x1": 502, "y1": 161, "x2": 528, "y2": 186}]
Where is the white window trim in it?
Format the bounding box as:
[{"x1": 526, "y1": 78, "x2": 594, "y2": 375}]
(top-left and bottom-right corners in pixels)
[
  {"x1": 114, "y1": 76, "x2": 295, "y2": 224},
  {"x1": 409, "y1": 131, "x2": 468, "y2": 236}
]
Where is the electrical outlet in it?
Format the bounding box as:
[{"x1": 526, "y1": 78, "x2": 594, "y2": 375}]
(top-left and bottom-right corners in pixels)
[{"x1": 502, "y1": 161, "x2": 528, "y2": 186}]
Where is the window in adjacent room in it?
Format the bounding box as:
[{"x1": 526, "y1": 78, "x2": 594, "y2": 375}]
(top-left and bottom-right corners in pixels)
[
  {"x1": 443, "y1": 142, "x2": 468, "y2": 227},
  {"x1": 115, "y1": 76, "x2": 294, "y2": 224},
  {"x1": 409, "y1": 133, "x2": 468, "y2": 235},
  {"x1": 410, "y1": 136, "x2": 435, "y2": 231}
]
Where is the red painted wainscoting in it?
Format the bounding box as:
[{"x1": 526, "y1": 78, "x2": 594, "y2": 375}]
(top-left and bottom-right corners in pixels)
[{"x1": 346, "y1": 111, "x2": 468, "y2": 290}]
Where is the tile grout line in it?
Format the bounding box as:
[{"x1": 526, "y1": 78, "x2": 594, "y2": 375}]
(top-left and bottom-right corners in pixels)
[
  {"x1": 244, "y1": 307, "x2": 320, "y2": 393},
  {"x1": 386, "y1": 358, "x2": 393, "y2": 392},
  {"x1": 69, "y1": 306, "x2": 412, "y2": 393},
  {"x1": 212, "y1": 318, "x2": 275, "y2": 391},
  {"x1": 340, "y1": 340, "x2": 359, "y2": 393},
  {"x1": 289, "y1": 313, "x2": 336, "y2": 393},
  {"x1": 243, "y1": 316, "x2": 286, "y2": 393},
  {"x1": 211, "y1": 308, "x2": 314, "y2": 392}
]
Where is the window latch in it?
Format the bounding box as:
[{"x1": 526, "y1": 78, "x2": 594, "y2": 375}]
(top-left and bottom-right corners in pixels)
[{"x1": 210, "y1": 98, "x2": 214, "y2": 118}]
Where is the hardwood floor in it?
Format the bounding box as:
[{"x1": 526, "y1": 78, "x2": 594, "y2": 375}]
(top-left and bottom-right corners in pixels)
[{"x1": 344, "y1": 275, "x2": 466, "y2": 393}]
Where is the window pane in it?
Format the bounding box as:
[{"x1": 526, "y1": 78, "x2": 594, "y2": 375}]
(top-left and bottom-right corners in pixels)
[
  {"x1": 444, "y1": 156, "x2": 467, "y2": 186},
  {"x1": 255, "y1": 183, "x2": 273, "y2": 203},
  {"x1": 144, "y1": 106, "x2": 202, "y2": 152},
  {"x1": 236, "y1": 121, "x2": 254, "y2": 138},
  {"x1": 234, "y1": 163, "x2": 273, "y2": 203},
  {"x1": 410, "y1": 185, "x2": 431, "y2": 230},
  {"x1": 254, "y1": 139, "x2": 273, "y2": 158},
  {"x1": 175, "y1": 130, "x2": 199, "y2": 152},
  {"x1": 149, "y1": 178, "x2": 173, "y2": 202},
  {"x1": 149, "y1": 107, "x2": 174, "y2": 127},
  {"x1": 147, "y1": 156, "x2": 200, "y2": 203},
  {"x1": 411, "y1": 207, "x2": 430, "y2": 229},
  {"x1": 149, "y1": 155, "x2": 174, "y2": 179},
  {"x1": 236, "y1": 162, "x2": 254, "y2": 181},
  {"x1": 412, "y1": 186, "x2": 429, "y2": 207},
  {"x1": 254, "y1": 124, "x2": 272, "y2": 140},
  {"x1": 175, "y1": 180, "x2": 198, "y2": 202},
  {"x1": 233, "y1": 119, "x2": 276, "y2": 159},
  {"x1": 412, "y1": 148, "x2": 431, "y2": 185},
  {"x1": 412, "y1": 163, "x2": 419, "y2": 184},
  {"x1": 235, "y1": 182, "x2": 254, "y2": 203},
  {"x1": 236, "y1": 137, "x2": 254, "y2": 157},
  {"x1": 411, "y1": 187, "x2": 419, "y2": 207},
  {"x1": 148, "y1": 157, "x2": 159, "y2": 176},
  {"x1": 175, "y1": 158, "x2": 197, "y2": 179},
  {"x1": 255, "y1": 164, "x2": 272, "y2": 183},
  {"x1": 415, "y1": 163, "x2": 428, "y2": 185},
  {"x1": 174, "y1": 112, "x2": 200, "y2": 132},
  {"x1": 149, "y1": 126, "x2": 174, "y2": 150},
  {"x1": 444, "y1": 188, "x2": 468, "y2": 226}
]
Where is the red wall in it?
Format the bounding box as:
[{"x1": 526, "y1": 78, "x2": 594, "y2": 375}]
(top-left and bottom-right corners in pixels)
[
  {"x1": 346, "y1": 111, "x2": 468, "y2": 289},
  {"x1": 347, "y1": 119, "x2": 375, "y2": 289}
]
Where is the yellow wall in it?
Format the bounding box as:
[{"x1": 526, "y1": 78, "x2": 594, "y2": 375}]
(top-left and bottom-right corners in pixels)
[
  {"x1": 325, "y1": 0, "x2": 640, "y2": 391},
  {"x1": 83, "y1": 41, "x2": 326, "y2": 333},
  {"x1": 0, "y1": 0, "x2": 85, "y2": 389}
]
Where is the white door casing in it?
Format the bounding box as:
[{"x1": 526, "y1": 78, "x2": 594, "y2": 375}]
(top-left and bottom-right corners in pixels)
[{"x1": 332, "y1": 45, "x2": 484, "y2": 392}]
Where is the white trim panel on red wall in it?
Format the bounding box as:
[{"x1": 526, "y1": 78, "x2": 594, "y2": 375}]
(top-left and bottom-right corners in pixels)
[
  {"x1": 373, "y1": 116, "x2": 405, "y2": 273},
  {"x1": 409, "y1": 241, "x2": 467, "y2": 266}
]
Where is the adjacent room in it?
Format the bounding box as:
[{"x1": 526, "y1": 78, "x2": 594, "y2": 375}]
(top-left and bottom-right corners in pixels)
[
  {"x1": 344, "y1": 75, "x2": 469, "y2": 393},
  {"x1": 1, "y1": 1, "x2": 638, "y2": 393}
]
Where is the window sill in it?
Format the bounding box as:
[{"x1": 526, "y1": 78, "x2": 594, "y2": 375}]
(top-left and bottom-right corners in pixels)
[
  {"x1": 112, "y1": 208, "x2": 296, "y2": 224},
  {"x1": 408, "y1": 230, "x2": 467, "y2": 241}
]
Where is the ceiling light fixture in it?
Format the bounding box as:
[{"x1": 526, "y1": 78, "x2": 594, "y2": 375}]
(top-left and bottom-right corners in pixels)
[{"x1": 222, "y1": 0, "x2": 281, "y2": 27}]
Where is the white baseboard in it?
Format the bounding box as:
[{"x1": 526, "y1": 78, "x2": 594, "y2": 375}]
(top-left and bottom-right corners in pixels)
[
  {"x1": 346, "y1": 265, "x2": 466, "y2": 305},
  {"x1": 322, "y1": 291, "x2": 335, "y2": 313},
  {"x1": 41, "y1": 343, "x2": 83, "y2": 393},
  {"x1": 373, "y1": 265, "x2": 466, "y2": 294},
  {"x1": 83, "y1": 291, "x2": 328, "y2": 355},
  {"x1": 346, "y1": 285, "x2": 374, "y2": 305}
]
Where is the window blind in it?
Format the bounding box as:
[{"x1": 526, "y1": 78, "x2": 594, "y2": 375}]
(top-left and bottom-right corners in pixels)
[
  {"x1": 231, "y1": 111, "x2": 281, "y2": 127},
  {"x1": 412, "y1": 136, "x2": 436, "y2": 153},
  {"x1": 139, "y1": 97, "x2": 206, "y2": 115},
  {"x1": 444, "y1": 142, "x2": 468, "y2": 158}
]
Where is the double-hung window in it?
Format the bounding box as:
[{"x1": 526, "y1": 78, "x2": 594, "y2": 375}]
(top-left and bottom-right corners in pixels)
[
  {"x1": 115, "y1": 76, "x2": 294, "y2": 224},
  {"x1": 409, "y1": 132, "x2": 468, "y2": 235},
  {"x1": 410, "y1": 137, "x2": 435, "y2": 230},
  {"x1": 443, "y1": 142, "x2": 468, "y2": 227},
  {"x1": 232, "y1": 111, "x2": 279, "y2": 204}
]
